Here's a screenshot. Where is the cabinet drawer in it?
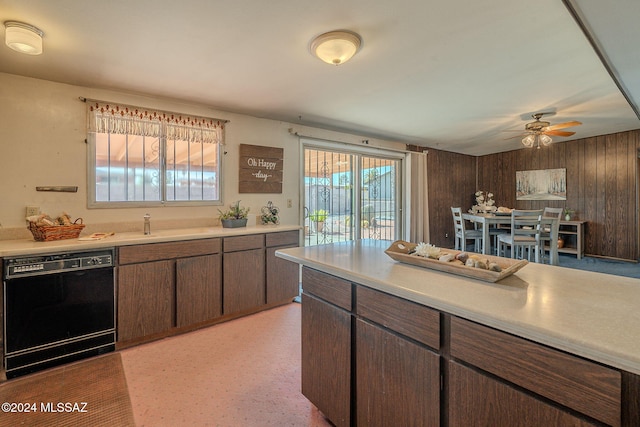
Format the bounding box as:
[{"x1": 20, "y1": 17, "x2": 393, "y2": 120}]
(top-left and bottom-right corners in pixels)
[
  {"x1": 266, "y1": 230, "x2": 299, "y2": 247},
  {"x1": 302, "y1": 267, "x2": 351, "y2": 311},
  {"x1": 450, "y1": 316, "x2": 621, "y2": 426},
  {"x1": 356, "y1": 285, "x2": 439, "y2": 349},
  {"x1": 223, "y1": 234, "x2": 264, "y2": 252},
  {"x1": 119, "y1": 238, "x2": 221, "y2": 264}
]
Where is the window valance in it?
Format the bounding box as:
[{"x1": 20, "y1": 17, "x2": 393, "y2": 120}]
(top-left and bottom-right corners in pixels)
[{"x1": 86, "y1": 100, "x2": 226, "y2": 144}]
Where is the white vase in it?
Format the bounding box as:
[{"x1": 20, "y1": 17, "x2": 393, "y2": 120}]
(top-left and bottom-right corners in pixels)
[{"x1": 565, "y1": 214, "x2": 571, "y2": 221}]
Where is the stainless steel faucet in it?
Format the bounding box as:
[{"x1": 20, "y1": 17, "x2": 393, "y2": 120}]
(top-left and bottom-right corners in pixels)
[{"x1": 144, "y1": 213, "x2": 151, "y2": 235}]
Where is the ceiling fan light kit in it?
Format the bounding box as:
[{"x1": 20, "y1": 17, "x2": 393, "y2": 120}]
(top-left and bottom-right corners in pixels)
[
  {"x1": 310, "y1": 30, "x2": 362, "y2": 65},
  {"x1": 4, "y1": 21, "x2": 43, "y2": 55},
  {"x1": 519, "y1": 112, "x2": 581, "y2": 149}
]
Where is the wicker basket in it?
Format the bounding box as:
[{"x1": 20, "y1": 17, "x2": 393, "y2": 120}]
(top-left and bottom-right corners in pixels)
[{"x1": 28, "y1": 218, "x2": 85, "y2": 242}]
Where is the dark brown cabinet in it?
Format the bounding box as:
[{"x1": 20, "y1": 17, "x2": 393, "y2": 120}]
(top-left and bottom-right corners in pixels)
[
  {"x1": 176, "y1": 254, "x2": 222, "y2": 327},
  {"x1": 449, "y1": 316, "x2": 621, "y2": 426},
  {"x1": 448, "y1": 360, "x2": 597, "y2": 427},
  {"x1": 117, "y1": 238, "x2": 221, "y2": 344},
  {"x1": 223, "y1": 234, "x2": 265, "y2": 315},
  {"x1": 356, "y1": 318, "x2": 440, "y2": 427},
  {"x1": 117, "y1": 260, "x2": 173, "y2": 342},
  {"x1": 266, "y1": 230, "x2": 299, "y2": 304},
  {"x1": 301, "y1": 270, "x2": 351, "y2": 427},
  {"x1": 302, "y1": 293, "x2": 351, "y2": 427},
  {"x1": 300, "y1": 266, "x2": 640, "y2": 427},
  {"x1": 115, "y1": 231, "x2": 299, "y2": 346}
]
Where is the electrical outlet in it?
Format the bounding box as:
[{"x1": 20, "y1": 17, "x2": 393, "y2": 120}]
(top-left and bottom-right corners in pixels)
[
  {"x1": 445, "y1": 233, "x2": 449, "y2": 238},
  {"x1": 26, "y1": 206, "x2": 40, "y2": 217},
  {"x1": 287, "y1": 199, "x2": 292, "y2": 208}
]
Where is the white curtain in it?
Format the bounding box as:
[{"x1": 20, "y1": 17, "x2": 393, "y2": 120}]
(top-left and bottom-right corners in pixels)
[
  {"x1": 409, "y1": 152, "x2": 429, "y2": 243},
  {"x1": 86, "y1": 100, "x2": 225, "y2": 144}
]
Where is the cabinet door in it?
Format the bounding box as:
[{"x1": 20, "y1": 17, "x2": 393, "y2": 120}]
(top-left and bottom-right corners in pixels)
[
  {"x1": 223, "y1": 248, "x2": 265, "y2": 314},
  {"x1": 117, "y1": 260, "x2": 173, "y2": 342},
  {"x1": 356, "y1": 318, "x2": 440, "y2": 427},
  {"x1": 266, "y1": 244, "x2": 299, "y2": 304},
  {"x1": 448, "y1": 360, "x2": 598, "y2": 427},
  {"x1": 301, "y1": 293, "x2": 351, "y2": 427},
  {"x1": 176, "y1": 254, "x2": 222, "y2": 327}
]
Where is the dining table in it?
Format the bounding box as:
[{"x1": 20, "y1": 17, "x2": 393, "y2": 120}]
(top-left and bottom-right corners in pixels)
[{"x1": 462, "y1": 212, "x2": 560, "y2": 265}]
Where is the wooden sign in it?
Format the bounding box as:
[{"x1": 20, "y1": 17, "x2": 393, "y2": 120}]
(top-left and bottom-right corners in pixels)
[{"x1": 239, "y1": 144, "x2": 283, "y2": 193}]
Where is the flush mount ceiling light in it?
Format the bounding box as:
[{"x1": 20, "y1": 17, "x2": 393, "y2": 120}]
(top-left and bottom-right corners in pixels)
[
  {"x1": 310, "y1": 30, "x2": 362, "y2": 65},
  {"x1": 4, "y1": 21, "x2": 44, "y2": 55}
]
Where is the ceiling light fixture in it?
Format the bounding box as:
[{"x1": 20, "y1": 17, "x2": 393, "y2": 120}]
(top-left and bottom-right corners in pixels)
[
  {"x1": 310, "y1": 30, "x2": 361, "y2": 65},
  {"x1": 522, "y1": 133, "x2": 553, "y2": 149},
  {"x1": 4, "y1": 21, "x2": 44, "y2": 55}
]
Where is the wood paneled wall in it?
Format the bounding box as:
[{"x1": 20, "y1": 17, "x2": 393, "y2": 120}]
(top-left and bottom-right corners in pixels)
[
  {"x1": 427, "y1": 149, "x2": 476, "y2": 249},
  {"x1": 426, "y1": 129, "x2": 639, "y2": 260}
]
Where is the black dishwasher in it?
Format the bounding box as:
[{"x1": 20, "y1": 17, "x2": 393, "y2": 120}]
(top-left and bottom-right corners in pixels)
[{"x1": 3, "y1": 248, "x2": 115, "y2": 379}]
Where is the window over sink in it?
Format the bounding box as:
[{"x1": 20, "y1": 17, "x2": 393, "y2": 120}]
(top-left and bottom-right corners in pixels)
[{"x1": 86, "y1": 100, "x2": 226, "y2": 207}]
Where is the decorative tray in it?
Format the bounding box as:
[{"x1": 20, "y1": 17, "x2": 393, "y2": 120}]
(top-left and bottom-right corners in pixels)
[{"x1": 384, "y1": 240, "x2": 528, "y2": 283}]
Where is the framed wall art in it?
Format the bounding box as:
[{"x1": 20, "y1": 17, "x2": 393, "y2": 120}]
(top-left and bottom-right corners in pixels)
[
  {"x1": 516, "y1": 168, "x2": 566, "y2": 200},
  {"x1": 239, "y1": 144, "x2": 283, "y2": 193}
]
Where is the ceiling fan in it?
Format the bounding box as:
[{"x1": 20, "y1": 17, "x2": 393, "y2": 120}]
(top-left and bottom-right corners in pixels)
[{"x1": 508, "y1": 113, "x2": 582, "y2": 149}]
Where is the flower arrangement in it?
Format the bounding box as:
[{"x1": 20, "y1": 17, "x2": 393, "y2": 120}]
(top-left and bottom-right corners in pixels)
[
  {"x1": 218, "y1": 200, "x2": 250, "y2": 220},
  {"x1": 471, "y1": 191, "x2": 496, "y2": 213}
]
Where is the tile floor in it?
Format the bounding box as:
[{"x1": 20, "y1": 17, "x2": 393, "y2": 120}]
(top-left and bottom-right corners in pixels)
[{"x1": 121, "y1": 303, "x2": 332, "y2": 427}]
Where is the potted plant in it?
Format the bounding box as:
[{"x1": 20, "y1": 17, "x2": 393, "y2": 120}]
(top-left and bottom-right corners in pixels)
[
  {"x1": 219, "y1": 200, "x2": 250, "y2": 228},
  {"x1": 260, "y1": 201, "x2": 280, "y2": 225},
  {"x1": 309, "y1": 209, "x2": 329, "y2": 232},
  {"x1": 563, "y1": 207, "x2": 574, "y2": 221}
]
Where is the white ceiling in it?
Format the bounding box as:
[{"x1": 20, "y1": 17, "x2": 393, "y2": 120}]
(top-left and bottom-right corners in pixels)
[{"x1": 0, "y1": 0, "x2": 638, "y2": 155}]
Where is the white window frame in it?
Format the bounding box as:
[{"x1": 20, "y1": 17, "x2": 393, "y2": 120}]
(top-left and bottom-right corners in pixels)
[{"x1": 86, "y1": 101, "x2": 225, "y2": 208}]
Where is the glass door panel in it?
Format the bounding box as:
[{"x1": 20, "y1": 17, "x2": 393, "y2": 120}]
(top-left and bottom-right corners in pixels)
[
  {"x1": 303, "y1": 144, "x2": 402, "y2": 246},
  {"x1": 303, "y1": 148, "x2": 354, "y2": 246},
  {"x1": 360, "y1": 156, "x2": 400, "y2": 241}
]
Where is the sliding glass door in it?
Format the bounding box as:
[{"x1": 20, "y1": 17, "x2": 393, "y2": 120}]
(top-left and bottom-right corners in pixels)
[{"x1": 303, "y1": 143, "x2": 402, "y2": 246}]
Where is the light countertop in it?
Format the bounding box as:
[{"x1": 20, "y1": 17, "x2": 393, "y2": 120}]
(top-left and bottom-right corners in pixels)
[
  {"x1": 0, "y1": 225, "x2": 301, "y2": 257},
  {"x1": 276, "y1": 239, "x2": 640, "y2": 376}
]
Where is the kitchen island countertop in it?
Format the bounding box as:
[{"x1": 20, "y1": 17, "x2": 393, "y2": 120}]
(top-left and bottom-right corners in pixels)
[{"x1": 276, "y1": 239, "x2": 640, "y2": 376}]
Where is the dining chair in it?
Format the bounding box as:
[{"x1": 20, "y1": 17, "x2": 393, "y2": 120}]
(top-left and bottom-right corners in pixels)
[
  {"x1": 451, "y1": 207, "x2": 483, "y2": 252},
  {"x1": 538, "y1": 207, "x2": 563, "y2": 265},
  {"x1": 497, "y1": 209, "x2": 543, "y2": 261}
]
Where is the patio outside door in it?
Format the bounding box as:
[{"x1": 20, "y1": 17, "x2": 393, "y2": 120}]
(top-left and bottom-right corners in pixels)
[{"x1": 303, "y1": 144, "x2": 402, "y2": 246}]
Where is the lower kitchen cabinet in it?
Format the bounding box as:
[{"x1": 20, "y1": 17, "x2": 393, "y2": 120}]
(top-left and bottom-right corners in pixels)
[
  {"x1": 448, "y1": 361, "x2": 597, "y2": 427},
  {"x1": 115, "y1": 231, "x2": 299, "y2": 346},
  {"x1": 266, "y1": 244, "x2": 299, "y2": 304},
  {"x1": 117, "y1": 260, "x2": 173, "y2": 342},
  {"x1": 449, "y1": 315, "x2": 621, "y2": 426},
  {"x1": 176, "y1": 254, "x2": 222, "y2": 327},
  {"x1": 299, "y1": 266, "x2": 639, "y2": 427},
  {"x1": 117, "y1": 238, "x2": 222, "y2": 344},
  {"x1": 223, "y1": 235, "x2": 265, "y2": 314},
  {"x1": 301, "y1": 293, "x2": 351, "y2": 427},
  {"x1": 356, "y1": 318, "x2": 440, "y2": 427},
  {"x1": 265, "y1": 230, "x2": 300, "y2": 304}
]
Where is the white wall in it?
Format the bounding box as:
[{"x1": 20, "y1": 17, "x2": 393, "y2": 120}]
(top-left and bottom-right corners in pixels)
[{"x1": 0, "y1": 72, "x2": 404, "y2": 236}]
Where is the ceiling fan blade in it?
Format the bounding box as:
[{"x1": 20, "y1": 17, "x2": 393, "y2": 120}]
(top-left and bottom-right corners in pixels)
[
  {"x1": 543, "y1": 120, "x2": 582, "y2": 131},
  {"x1": 544, "y1": 130, "x2": 575, "y2": 137}
]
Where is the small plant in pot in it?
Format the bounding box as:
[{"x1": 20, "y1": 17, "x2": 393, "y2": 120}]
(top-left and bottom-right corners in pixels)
[
  {"x1": 219, "y1": 200, "x2": 250, "y2": 228},
  {"x1": 563, "y1": 207, "x2": 574, "y2": 221},
  {"x1": 309, "y1": 209, "x2": 329, "y2": 232}
]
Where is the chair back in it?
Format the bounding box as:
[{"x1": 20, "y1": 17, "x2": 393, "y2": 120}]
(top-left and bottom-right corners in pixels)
[
  {"x1": 542, "y1": 207, "x2": 562, "y2": 240},
  {"x1": 510, "y1": 209, "x2": 543, "y2": 239},
  {"x1": 451, "y1": 207, "x2": 466, "y2": 235}
]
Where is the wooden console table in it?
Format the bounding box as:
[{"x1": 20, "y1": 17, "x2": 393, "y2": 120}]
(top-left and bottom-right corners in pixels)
[{"x1": 558, "y1": 220, "x2": 586, "y2": 259}]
